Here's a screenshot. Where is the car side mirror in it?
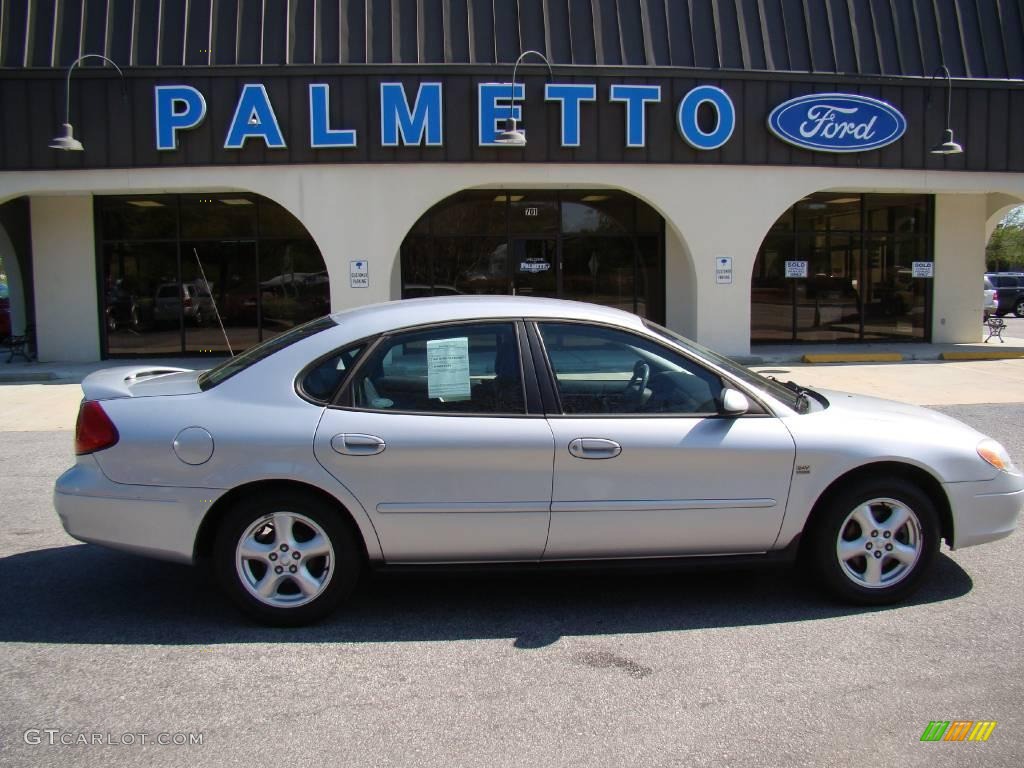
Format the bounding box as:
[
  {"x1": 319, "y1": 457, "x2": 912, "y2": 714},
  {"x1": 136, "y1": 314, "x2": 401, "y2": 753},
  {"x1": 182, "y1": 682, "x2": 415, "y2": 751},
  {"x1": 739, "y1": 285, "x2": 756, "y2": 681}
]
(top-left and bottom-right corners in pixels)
[{"x1": 719, "y1": 388, "x2": 750, "y2": 417}]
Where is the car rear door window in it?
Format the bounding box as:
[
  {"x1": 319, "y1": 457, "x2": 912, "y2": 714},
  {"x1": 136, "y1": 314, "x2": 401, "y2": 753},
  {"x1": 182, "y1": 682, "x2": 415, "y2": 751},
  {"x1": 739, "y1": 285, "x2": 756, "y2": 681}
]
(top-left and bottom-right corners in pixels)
[
  {"x1": 349, "y1": 323, "x2": 525, "y2": 415},
  {"x1": 537, "y1": 322, "x2": 723, "y2": 415}
]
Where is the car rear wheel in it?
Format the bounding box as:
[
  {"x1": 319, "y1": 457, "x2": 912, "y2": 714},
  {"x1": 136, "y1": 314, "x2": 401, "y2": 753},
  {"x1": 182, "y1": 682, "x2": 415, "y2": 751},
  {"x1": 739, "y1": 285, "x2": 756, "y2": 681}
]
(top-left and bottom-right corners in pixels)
[
  {"x1": 214, "y1": 490, "x2": 361, "y2": 625},
  {"x1": 1014, "y1": 299, "x2": 1024, "y2": 318},
  {"x1": 806, "y1": 478, "x2": 940, "y2": 605}
]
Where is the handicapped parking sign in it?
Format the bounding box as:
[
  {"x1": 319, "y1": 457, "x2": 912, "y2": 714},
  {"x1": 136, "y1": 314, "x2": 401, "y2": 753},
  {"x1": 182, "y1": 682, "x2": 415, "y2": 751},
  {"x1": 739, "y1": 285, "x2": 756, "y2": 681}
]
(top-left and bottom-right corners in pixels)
[
  {"x1": 350, "y1": 260, "x2": 369, "y2": 288},
  {"x1": 715, "y1": 256, "x2": 733, "y2": 285}
]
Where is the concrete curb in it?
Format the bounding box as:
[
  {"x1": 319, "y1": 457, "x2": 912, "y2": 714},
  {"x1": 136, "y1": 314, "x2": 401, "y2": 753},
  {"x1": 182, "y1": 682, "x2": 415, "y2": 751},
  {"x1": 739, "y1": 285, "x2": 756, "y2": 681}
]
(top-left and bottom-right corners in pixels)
[
  {"x1": 801, "y1": 352, "x2": 905, "y2": 364},
  {"x1": 0, "y1": 372, "x2": 59, "y2": 384},
  {"x1": 939, "y1": 350, "x2": 1024, "y2": 361}
]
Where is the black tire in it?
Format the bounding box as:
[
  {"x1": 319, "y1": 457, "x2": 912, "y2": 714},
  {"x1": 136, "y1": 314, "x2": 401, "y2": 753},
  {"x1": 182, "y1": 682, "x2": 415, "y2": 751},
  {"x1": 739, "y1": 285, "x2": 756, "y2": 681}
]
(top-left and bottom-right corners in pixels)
[
  {"x1": 1014, "y1": 299, "x2": 1024, "y2": 318},
  {"x1": 805, "y1": 477, "x2": 940, "y2": 606},
  {"x1": 214, "y1": 490, "x2": 362, "y2": 626},
  {"x1": 192, "y1": 310, "x2": 204, "y2": 327}
]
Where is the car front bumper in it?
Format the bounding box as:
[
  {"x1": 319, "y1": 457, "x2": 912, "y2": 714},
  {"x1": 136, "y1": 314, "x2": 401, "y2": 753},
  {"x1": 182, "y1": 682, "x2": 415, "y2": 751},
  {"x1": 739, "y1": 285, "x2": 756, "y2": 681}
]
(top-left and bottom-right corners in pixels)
[
  {"x1": 945, "y1": 472, "x2": 1024, "y2": 549},
  {"x1": 54, "y1": 458, "x2": 221, "y2": 564}
]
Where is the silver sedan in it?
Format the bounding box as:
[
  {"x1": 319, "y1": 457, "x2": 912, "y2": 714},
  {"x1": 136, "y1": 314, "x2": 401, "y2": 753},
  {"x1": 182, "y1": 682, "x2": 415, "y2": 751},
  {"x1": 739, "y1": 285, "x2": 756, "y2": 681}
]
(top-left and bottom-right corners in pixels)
[{"x1": 55, "y1": 297, "x2": 1023, "y2": 625}]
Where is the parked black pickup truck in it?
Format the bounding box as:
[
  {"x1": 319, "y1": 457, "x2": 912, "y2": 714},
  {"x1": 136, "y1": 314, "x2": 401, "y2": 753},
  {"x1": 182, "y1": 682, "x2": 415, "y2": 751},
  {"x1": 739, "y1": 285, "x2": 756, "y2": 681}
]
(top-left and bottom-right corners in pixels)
[{"x1": 986, "y1": 273, "x2": 1024, "y2": 317}]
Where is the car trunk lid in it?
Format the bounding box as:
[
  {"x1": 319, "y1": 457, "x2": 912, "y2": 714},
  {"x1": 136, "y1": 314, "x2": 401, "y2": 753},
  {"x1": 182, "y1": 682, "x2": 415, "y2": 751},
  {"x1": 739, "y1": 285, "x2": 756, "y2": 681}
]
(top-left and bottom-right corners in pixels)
[{"x1": 81, "y1": 366, "x2": 203, "y2": 400}]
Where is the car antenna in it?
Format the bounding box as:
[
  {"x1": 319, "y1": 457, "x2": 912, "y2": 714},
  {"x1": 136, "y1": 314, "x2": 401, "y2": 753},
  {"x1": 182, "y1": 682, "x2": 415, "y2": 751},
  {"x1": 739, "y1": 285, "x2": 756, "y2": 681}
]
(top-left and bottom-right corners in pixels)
[{"x1": 192, "y1": 247, "x2": 234, "y2": 357}]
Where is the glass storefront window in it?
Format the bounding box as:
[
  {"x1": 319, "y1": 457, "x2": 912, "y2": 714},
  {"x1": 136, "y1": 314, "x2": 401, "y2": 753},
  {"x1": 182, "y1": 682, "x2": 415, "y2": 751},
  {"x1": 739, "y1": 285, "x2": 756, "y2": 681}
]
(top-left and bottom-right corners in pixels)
[
  {"x1": 865, "y1": 194, "x2": 926, "y2": 234},
  {"x1": 751, "y1": 193, "x2": 931, "y2": 344},
  {"x1": 99, "y1": 197, "x2": 177, "y2": 241},
  {"x1": 97, "y1": 195, "x2": 328, "y2": 357},
  {"x1": 430, "y1": 191, "x2": 506, "y2": 235},
  {"x1": 434, "y1": 237, "x2": 507, "y2": 296},
  {"x1": 400, "y1": 191, "x2": 665, "y2": 322},
  {"x1": 510, "y1": 193, "x2": 559, "y2": 234},
  {"x1": 102, "y1": 242, "x2": 180, "y2": 355},
  {"x1": 259, "y1": 241, "x2": 331, "y2": 340},
  {"x1": 180, "y1": 195, "x2": 257, "y2": 239},
  {"x1": 561, "y1": 192, "x2": 634, "y2": 234},
  {"x1": 258, "y1": 197, "x2": 311, "y2": 239},
  {"x1": 182, "y1": 241, "x2": 259, "y2": 353}
]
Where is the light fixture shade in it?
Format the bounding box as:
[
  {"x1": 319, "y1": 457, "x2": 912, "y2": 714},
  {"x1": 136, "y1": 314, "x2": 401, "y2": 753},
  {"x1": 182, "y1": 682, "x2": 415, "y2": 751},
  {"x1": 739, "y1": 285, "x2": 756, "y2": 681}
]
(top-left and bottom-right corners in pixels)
[
  {"x1": 930, "y1": 128, "x2": 963, "y2": 155},
  {"x1": 49, "y1": 123, "x2": 84, "y2": 151},
  {"x1": 493, "y1": 118, "x2": 526, "y2": 146}
]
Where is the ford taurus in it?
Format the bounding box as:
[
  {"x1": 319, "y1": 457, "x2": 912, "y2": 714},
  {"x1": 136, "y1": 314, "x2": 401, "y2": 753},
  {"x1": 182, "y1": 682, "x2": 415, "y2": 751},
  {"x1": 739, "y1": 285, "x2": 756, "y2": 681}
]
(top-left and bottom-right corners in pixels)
[{"x1": 55, "y1": 297, "x2": 1022, "y2": 625}]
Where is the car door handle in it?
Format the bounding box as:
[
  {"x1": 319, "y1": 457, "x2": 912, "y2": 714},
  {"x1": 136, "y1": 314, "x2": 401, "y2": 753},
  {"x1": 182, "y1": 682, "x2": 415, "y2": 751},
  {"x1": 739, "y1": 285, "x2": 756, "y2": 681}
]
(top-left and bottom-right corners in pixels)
[
  {"x1": 568, "y1": 438, "x2": 621, "y2": 459},
  {"x1": 331, "y1": 433, "x2": 386, "y2": 456}
]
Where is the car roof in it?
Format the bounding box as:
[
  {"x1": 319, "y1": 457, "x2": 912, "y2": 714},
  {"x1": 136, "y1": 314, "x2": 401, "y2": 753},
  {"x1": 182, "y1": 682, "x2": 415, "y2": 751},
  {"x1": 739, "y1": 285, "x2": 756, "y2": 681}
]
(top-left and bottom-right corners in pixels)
[{"x1": 328, "y1": 295, "x2": 648, "y2": 339}]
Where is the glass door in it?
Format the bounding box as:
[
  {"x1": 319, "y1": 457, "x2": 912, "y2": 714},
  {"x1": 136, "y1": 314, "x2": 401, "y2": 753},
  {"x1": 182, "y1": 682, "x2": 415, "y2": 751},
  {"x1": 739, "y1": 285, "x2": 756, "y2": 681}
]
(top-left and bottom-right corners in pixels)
[{"x1": 511, "y1": 238, "x2": 557, "y2": 298}]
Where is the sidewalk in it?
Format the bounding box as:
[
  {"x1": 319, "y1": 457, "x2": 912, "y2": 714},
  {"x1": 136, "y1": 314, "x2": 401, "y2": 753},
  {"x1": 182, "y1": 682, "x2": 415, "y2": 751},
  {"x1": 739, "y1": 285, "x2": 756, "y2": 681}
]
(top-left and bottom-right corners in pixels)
[{"x1": 737, "y1": 334, "x2": 1024, "y2": 365}]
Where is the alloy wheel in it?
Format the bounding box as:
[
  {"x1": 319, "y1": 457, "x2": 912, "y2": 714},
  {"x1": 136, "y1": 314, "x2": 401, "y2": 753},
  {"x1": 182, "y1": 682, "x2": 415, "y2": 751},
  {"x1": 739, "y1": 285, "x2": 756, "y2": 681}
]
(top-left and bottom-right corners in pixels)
[
  {"x1": 235, "y1": 511, "x2": 335, "y2": 608},
  {"x1": 835, "y1": 498, "x2": 923, "y2": 589}
]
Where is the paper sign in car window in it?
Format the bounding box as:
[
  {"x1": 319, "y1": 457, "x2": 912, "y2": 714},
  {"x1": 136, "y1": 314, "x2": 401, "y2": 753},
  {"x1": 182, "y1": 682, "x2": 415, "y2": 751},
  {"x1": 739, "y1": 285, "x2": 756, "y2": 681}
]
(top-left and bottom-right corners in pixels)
[{"x1": 427, "y1": 337, "x2": 472, "y2": 401}]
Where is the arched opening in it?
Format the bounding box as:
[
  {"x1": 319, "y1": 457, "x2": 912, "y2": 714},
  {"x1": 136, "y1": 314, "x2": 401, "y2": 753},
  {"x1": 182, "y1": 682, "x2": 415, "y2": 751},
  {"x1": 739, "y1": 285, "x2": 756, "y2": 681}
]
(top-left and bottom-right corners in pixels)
[
  {"x1": 986, "y1": 203, "x2": 1024, "y2": 272},
  {"x1": 0, "y1": 198, "x2": 33, "y2": 348},
  {"x1": 398, "y1": 189, "x2": 666, "y2": 323},
  {"x1": 97, "y1": 193, "x2": 328, "y2": 357},
  {"x1": 751, "y1": 192, "x2": 933, "y2": 344}
]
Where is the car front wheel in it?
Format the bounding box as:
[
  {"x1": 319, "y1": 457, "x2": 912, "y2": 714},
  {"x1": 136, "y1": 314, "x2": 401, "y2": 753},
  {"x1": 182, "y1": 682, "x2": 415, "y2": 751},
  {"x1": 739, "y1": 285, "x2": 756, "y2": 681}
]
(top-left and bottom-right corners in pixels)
[
  {"x1": 807, "y1": 478, "x2": 940, "y2": 605},
  {"x1": 214, "y1": 491, "x2": 361, "y2": 625},
  {"x1": 1014, "y1": 299, "x2": 1024, "y2": 318}
]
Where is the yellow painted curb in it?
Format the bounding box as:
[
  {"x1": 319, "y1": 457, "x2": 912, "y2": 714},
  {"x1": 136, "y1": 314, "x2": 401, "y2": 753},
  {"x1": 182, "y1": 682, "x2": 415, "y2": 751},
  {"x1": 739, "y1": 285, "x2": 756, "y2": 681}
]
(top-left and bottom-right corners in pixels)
[
  {"x1": 801, "y1": 352, "x2": 904, "y2": 364},
  {"x1": 940, "y1": 351, "x2": 1024, "y2": 361}
]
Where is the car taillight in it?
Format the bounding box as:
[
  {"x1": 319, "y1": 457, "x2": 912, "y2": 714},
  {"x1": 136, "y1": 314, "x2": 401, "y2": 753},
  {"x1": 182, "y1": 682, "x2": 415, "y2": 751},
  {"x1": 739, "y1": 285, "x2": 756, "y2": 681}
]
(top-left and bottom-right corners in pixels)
[
  {"x1": 993, "y1": 290, "x2": 998, "y2": 302},
  {"x1": 75, "y1": 400, "x2": 120, "y2": 455},
  {"x1": 183, "y1": 295, "x2": 193, "y2": 307}
]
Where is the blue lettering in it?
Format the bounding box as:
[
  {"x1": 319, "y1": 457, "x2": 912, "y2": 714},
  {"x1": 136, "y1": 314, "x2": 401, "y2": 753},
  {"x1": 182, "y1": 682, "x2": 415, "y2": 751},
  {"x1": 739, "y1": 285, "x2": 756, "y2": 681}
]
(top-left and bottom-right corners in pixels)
[
  {"x1": 154, "y1": 86, "x2": 206, "y2": 151},
  {"x1": 381, "y1": 83, "x2": 443, "y2": 146},
  {"x1": 609, "y1": 85, "x2": 661, "y2": 148},
  {"x1": 544, "y1": 84, "x2": 596, "y2": 147},
  {"x1": 677, "y1": 85, "x2": 735, "y2": 150},
  {"x1": 478, "y1": 82, "x2": 524, "y2": 146},
  {"x1": 308, "y1": 84, "x2": 357, "y2": 148},
  {"x1": 224, "y1": 84, "x2": 286, "y2": 149}
]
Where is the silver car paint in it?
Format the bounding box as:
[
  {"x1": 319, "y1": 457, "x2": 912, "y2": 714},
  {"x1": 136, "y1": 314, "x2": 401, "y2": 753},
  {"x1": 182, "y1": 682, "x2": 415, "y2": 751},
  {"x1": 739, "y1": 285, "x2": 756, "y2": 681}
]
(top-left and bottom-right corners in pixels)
[
  {"x1": 55, "y1": 295, "x2": 1022, "y2": 566},
  {"x1": 543, "y1": 415, "x2": 795, "y2": 558},
  {"x1": 314, "y1": 410, "x2": 555, "y2": 562}
]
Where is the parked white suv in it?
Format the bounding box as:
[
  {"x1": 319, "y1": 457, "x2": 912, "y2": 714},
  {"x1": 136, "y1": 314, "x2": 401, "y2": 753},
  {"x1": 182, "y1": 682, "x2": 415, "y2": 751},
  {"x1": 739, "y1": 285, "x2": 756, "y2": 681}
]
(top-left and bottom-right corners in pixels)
[{"x1": 984, "y1": 276, "x2": 998, "y2": 321}]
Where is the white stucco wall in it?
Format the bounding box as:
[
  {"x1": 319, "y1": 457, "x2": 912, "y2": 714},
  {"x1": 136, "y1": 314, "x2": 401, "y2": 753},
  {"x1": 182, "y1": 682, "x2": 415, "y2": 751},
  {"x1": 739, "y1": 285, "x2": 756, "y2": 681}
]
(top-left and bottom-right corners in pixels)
[
  {"x1": 932, "y1": 194, "x2": 988, "y2": 343},
  {"x1": 29, "y1": 195, "x2": 99, "y2": 362},
  {"x1": 4, "y1": 163, "x2": 1022, "y2": 361}
]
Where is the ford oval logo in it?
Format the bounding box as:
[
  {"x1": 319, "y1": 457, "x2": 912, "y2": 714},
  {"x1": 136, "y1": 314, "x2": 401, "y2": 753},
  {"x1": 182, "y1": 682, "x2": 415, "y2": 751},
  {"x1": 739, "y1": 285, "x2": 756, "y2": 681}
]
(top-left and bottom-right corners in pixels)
[{"x1": 767, "y1": 93, "x2": 907, "y2": 153}]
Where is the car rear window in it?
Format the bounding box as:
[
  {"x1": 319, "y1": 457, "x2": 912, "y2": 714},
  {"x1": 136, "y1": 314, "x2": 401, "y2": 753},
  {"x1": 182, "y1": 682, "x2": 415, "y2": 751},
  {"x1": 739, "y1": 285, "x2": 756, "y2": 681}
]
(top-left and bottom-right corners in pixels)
[{"x1": 198, "y1": 316, "x2": 337, "y2": 390}]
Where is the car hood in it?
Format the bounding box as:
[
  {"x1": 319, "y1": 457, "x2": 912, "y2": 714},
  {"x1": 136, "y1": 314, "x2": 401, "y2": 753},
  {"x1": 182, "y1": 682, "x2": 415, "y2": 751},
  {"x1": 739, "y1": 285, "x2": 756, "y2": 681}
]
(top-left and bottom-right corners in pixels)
[
  {"x1": 811, "y1": 388, "x2": 983, "y2": 437},
  {"x1": 778, "y1": 388, "x2": 998, "y2": 484},
  {"x1": 81, "y1": 366, "x2": 203, "y2": 400}
]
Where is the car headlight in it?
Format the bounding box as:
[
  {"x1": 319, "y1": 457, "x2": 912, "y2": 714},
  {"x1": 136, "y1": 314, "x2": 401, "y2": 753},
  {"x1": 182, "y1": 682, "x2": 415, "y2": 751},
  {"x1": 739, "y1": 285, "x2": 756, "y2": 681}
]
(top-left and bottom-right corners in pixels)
[{"x1": 977, "y1": 439, "x2": 1021, "y2": 475}]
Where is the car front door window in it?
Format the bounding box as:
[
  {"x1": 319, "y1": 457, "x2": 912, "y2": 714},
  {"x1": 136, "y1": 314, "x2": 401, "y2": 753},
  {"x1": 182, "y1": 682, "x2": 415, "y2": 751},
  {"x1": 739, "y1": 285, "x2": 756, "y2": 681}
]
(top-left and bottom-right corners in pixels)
[{"x1": 537, "y1": 322, "x2": 724, "y2": 415}]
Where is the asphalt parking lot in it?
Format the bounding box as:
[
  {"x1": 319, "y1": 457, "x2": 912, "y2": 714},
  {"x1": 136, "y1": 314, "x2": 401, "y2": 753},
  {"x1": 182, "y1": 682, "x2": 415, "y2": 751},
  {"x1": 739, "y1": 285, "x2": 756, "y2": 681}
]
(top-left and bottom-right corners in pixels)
[{"x1": 0, "y1": 374, "x2": 1022, "y2": 766}]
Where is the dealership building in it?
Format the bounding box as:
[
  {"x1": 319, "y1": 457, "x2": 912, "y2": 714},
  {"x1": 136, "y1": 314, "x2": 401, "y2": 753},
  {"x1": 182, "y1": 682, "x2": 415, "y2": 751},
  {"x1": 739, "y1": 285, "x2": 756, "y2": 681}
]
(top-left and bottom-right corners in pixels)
[{"x1": 1, "y1": 1, "x2": 1022, "y2": 361}]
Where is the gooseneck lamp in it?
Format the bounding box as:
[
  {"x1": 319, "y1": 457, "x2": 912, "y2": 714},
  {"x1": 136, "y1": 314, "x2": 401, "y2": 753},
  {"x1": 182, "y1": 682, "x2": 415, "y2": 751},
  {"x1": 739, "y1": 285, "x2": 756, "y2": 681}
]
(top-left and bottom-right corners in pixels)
[
  {"x1": 50, "y1": 54, "x2": 126, "y2": 152},
  {"x1": 929, "y1": 64, "x2": 963, "y2": 156},
  {"x1": 494, "y1": 50, "x2": 555, "y2": 147}
]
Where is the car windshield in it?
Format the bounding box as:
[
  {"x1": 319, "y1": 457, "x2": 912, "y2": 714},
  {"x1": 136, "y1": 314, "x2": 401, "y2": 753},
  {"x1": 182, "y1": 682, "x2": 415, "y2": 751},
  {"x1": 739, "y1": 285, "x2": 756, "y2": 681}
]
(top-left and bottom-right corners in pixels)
[
  {"x1": 642, "y1": 319, "x2": 808, "y2": 411},
  {"x1": 198, "y1": 316, "x2": 338, "y2": 390}
]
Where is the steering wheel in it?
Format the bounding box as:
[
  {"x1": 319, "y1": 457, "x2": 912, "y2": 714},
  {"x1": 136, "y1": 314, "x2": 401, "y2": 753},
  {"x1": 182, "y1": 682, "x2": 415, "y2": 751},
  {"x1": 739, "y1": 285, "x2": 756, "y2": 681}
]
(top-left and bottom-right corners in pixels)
[{"x1": 623, "y1": 360, "x2": 650, "y2": 406}]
